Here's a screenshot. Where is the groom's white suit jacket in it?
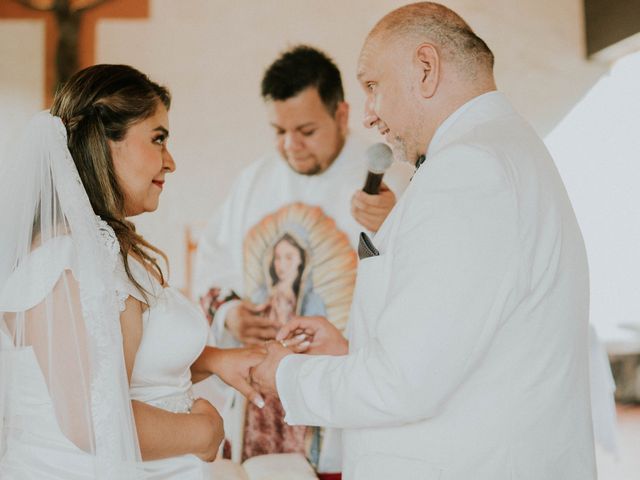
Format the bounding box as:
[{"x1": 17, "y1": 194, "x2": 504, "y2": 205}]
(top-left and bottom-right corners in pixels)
[{"x1": 276, "y1": 92, "x2": 596, "y2": 480}]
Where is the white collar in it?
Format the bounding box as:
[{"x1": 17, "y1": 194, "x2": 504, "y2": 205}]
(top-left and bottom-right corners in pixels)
[{"x1": 425, "y1": 91, "x2": 509, "y2": 160}]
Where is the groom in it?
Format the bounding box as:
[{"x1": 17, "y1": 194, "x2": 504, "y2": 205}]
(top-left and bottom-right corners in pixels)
[{"x1": 250, "y1": 2, "x2": 597, "y2": 480}]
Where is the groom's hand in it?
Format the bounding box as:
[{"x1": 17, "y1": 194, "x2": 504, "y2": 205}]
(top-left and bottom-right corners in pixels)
[
  {"x1": 250, "y1": 342, "x2": 292, "y2": 396},
  {"x1": 277, "y1": 316, "x2": 349, "y2": 356}
]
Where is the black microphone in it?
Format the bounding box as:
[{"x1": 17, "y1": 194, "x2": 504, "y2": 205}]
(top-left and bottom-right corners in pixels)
[{"x1": 363, "y1": 143, "x2": 393, "y2": 194}]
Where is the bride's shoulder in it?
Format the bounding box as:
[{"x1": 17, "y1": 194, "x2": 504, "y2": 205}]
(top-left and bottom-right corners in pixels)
[
  {"x1": 25, "y1": 235, "x2": 76, "y2": 275},
  {"x1": 0, "y1": 235, "x2": 75, "y2": 312},
  {"x1": 114, "y1": 252, "x2": 163, "y2": 311},
  {"x1": 95, "y1": 217, "x2": 156, "y2": 310}
]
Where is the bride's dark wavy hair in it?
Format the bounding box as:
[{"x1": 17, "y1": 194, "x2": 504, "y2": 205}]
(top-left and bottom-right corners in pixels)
[{"x1": 50, "y1": 64, "x2": 170, "y2": 299}]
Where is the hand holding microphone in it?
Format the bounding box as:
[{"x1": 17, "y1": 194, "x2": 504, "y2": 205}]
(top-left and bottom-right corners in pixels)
[
  {"x1": 362, "y1": 142, "x2": 393, "y2": 194},
  {"x1": 351, "y1": 143, "x2": 396, "y2": 232}
]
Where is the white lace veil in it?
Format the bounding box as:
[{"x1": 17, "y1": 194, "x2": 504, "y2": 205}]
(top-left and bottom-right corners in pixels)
[{"x1": 0, "y1": 112, "x2": 142, "y2": 478}]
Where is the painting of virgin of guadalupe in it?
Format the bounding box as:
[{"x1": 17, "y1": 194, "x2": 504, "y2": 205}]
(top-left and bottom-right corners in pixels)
[
  {"x1": 243, "y1": 202, "x2": 357, "y2": 332},
  {"x1": 241, "y1": 203, "x2": 358, "y2": 460},
  {"x1": 262, "y1": 232, "x2": 326, "y2": 325}
]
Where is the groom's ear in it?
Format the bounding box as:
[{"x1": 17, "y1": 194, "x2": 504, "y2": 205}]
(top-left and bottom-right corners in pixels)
[{"x1": 415, "y1": 43, "x2": 440, "y2": 99}]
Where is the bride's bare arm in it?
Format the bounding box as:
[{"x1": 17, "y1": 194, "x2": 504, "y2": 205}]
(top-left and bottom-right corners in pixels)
[
  {"x1": 191, "y1": 345, "x2": 266, "y2": 408},
  {"x1": 131, "y1": 398, "x2": 222, "y2": 462},
  {"x1": 120, "y1": 296, "x2": 223, "y2": 461}
]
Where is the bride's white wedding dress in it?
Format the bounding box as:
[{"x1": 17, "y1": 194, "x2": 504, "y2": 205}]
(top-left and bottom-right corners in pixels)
[{"x1": 0, "y1": 233, "x2": 213, "y2": 479}]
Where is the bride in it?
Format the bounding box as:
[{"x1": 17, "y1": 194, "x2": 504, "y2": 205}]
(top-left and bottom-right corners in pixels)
[{"x1": 0, "y1": 64, "x2": 266, "y2": 479}]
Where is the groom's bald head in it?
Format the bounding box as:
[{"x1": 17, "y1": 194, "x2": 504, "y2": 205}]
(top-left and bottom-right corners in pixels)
[
  {"x1": 366, "y1": 2, "x2": 494, "y2": 81},
  {"x1": 357, "y1": 2, "x2": 497, "y2": 164}
]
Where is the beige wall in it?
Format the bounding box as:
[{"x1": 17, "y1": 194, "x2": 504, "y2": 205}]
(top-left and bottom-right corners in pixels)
[
  {"x1": 0, "y1": 21, "x2": 43, "y2": 151},
  {"x1": 0, "y1": 0, "x2": 608, "y2": 288}
]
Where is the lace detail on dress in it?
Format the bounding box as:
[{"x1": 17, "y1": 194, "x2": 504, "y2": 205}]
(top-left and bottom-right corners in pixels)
[
  {"x1": 148, "y1": 389, "x2": 195, "y2": 414},
  {"x1": 96, "y1": 216, "x2": 120, "y2": 262},
  {"x1": 115, "y1": 290, "x2": 128, "y2": 313},
  {"x1": 95, "y1": 216, "x2": 127, "y2": 312}
]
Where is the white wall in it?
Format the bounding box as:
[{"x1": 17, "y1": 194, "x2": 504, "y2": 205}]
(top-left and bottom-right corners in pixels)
[
  {"x1": 0, "y1": 0, "x2": 609, "y2": 289},
  {"x1": 546, "y1": 51, "x2": 640, "y2": 341}
]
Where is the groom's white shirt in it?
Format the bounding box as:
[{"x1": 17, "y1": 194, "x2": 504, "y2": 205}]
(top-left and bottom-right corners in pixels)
[{"x1": 276, "y1": 92, "x2": 596, "y2": 480}]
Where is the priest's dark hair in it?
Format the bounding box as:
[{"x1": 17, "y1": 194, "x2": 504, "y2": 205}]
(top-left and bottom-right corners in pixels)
[{"x1": 261, "y1": 45, "x2": 344, "y2": 115}]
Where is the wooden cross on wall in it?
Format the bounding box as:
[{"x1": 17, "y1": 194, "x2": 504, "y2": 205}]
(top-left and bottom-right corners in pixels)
[{"x1": 0, "y1": 0, "x2": 149, "y2": 106}]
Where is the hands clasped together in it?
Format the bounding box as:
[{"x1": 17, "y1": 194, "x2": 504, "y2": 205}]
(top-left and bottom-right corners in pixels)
[
  {"x1": 220, "y1": 304, "x2": 349, "y2": 403},
  {"x1": 250, "y1": 315, "x2": 349, "y2": 396}
]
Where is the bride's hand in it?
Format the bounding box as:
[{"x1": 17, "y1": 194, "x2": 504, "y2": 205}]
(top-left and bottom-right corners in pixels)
[
  {"x1": 209, "y1": 347, "x2": 266, "y2": 409},
  {"x1": 190, "y1": 398, "x2": 224, "y2": 462}
]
